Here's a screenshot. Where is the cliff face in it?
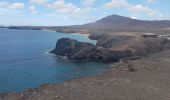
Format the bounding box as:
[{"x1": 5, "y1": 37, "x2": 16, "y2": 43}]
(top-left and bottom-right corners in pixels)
[
  {"x1": 51, "y1": 38, "x2": 96, "y2": 60},
  {"x1": 51, "y1": 38, "x2": 132, "y2": 62},
  {"x1": 89, "y1": 33, "x2": 170, "y2": 56},
  {"x1": 51, "y1": 34, "x2": 170, "y2": 62}
]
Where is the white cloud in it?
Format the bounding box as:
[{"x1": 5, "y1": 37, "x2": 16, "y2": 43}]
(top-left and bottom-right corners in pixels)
[
  {"x1": 147, "y1": 0, "x2": 157, "y2": 3},
  {"x1": 30, "y1": 0, "x2": 47, "y2": 5},
  {"x1": 29, "y1": 5, "x2": 38, "y2": 14},
  {"x1": 73, "y1": 7, "x2": 98, "y2": 17},
  {"x1": 127, "y1": 5, "x2": 158, "y2": 17},
  {"x1": 104, "y1": 0, "x2": 129, "y2": 9},
  {"x1": 8, "y1": 3, "x2": 24, "y2": 9},
  {"x1": 104, "y1": 0, "x2": 160, "y2": 18},
  {"x1": 0, "y1": 2, "x2": 24, "y2": 10},
  {"x1": 83, "y1": 0, "x2": 96, "y2": 5},
  {"x1": 30, "y1": 0, "x2": 96, "y2": 17},
  {"x1": 47, "y1": 0, "x2": 78, "y2": 14},
  {"x1": 131, "y1": 16, "x2": 137, "y2": 19},
  {"x1": 0, "y1": 2, "x2": 8, "y2": 8}
]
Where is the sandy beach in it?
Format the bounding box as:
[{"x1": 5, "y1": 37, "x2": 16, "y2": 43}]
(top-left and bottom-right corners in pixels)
[{"x1": 72, "y1": 33, "x2": 90, "y2": 37}]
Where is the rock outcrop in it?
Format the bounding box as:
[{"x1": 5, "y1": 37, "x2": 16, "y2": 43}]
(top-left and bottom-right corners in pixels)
[
  {"x1": 50, "y1": 38, "x2": 96, "y2": 61},
  {"x1": 89, "y1": 33, "x2": 170, "y2": 56},
  {"x1": 51, "y1": 33, "x2": 170, "y2": 62},
  {"x1": 51, "y1": 38, "x2": 132, "y2": 62}
]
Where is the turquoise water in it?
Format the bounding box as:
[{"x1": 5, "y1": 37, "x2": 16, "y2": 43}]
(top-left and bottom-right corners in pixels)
[{"x1": 0, "y1": 29, "x2": 111, "y2": 93}]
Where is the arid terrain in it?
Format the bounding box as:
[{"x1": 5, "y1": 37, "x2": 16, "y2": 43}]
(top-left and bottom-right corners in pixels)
[
  {"x1": 5, "y1": 14, "x2": 170, "y2": 34},
  {"x1": 1, "y1": 49, "x2": 170, "y2": 100},
  {"x1": 1, "y1": 14, "x2": 170, "y2": 100}
]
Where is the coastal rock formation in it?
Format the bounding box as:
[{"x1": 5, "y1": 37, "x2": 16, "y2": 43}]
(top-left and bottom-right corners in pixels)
[
  {"x1": 51, "y1": 34, "x2": 170, "y2": 62},
  {"x1": 50, "y1": 38, "x2": 96, "y2": 60},
  {"x1": 51, "y1": 38, "x2": 132, "y2": 62},
  {"x1": 92, "y1": 47, "x2": 132, "y2": 62},
  {"x1": 89, "y1": 33, "x2": 170, "y2": 56}
]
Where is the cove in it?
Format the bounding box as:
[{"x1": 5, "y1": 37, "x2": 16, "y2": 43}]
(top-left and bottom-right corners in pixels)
[{"x1": 0, "y1": 29, "x2": 111, "y2": 93}]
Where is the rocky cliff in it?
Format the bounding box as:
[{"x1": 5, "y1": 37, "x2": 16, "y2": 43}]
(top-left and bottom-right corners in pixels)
[
  {"x1": 51, "y1": 38, "x2": 132, "y2": 62},
  {"x1": 50, "y1": 38, "x2": 96, "y2": 61},
  {"x1": 51, "y1": 34, "x2": 170, "y2": 62}
]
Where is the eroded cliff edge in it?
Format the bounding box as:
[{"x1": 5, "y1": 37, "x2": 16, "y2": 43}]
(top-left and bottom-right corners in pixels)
[{"x1": 51, "y1": 33, "x2": 170, "y2": 62}]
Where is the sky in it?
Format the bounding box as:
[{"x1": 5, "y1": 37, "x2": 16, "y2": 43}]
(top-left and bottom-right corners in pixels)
[{"x1": 0, "y1": 0, "x2": 170, "y2": 26}]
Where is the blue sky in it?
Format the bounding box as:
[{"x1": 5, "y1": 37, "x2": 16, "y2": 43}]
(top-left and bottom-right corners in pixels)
[{"x1": 0, "y1": 0, "x2": 170, "y2": 26}]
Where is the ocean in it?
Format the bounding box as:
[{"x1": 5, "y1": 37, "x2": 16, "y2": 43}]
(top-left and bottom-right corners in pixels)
[{"x1": 0, "y1": 29, "x2": 111, "y2": 93}]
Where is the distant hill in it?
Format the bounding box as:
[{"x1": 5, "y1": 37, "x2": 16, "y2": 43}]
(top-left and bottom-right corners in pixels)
[
  {"x1": 6, "y1": 14, "x2": 170, "y2": 33},
  {"x1": 82, "y1": 14, "x2": 170, "y2": 30}
]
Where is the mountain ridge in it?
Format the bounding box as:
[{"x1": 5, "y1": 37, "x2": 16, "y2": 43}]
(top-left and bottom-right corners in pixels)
[
  {"x1": 6, "y1": 14, "x2": 170, "y2": 33},
  {"x1": 82, "y1": 14, "x2": 170, "y2": 30}
]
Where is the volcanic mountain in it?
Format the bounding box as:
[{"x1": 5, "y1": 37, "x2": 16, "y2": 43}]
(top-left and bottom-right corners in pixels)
[
  {"x1": 8, "y1": 14, "x2": 170, "y2": 32},
  {"x1": 82, "y1": 14, "x2": 170, "y2": 30}
]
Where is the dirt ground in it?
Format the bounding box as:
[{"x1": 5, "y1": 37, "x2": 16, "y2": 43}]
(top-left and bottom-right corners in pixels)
[{"x1": 1, "y1": 50, "x2": 170, "y2": 100}]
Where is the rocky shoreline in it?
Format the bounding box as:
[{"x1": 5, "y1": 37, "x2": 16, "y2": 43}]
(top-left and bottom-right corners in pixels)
[
  {"x1": 1, "y1": 14, "x2": 170, "y2": 100},
  {"x1": 51, "y1": 33, "x2": 170, "y2": 62},
  {"x1": 1, "y1": 32, "x2": 170, "y2": 100},
  {"x1": 50, "y1": 38, "x2": 132, "y2": 62},
  {"x1": 1, "y1": 49, "x2": 170, "y2": 100}
]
